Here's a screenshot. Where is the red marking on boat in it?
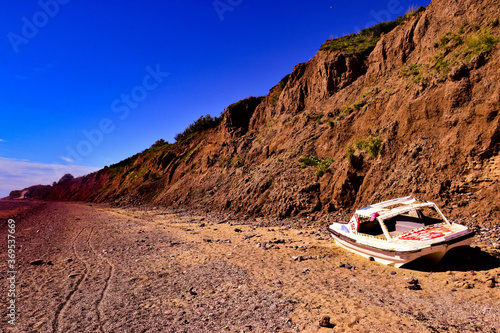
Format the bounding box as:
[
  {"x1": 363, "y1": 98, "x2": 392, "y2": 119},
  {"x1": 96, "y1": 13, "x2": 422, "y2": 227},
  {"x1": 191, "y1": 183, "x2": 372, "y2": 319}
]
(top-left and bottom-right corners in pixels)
[{"x1": 399, "y1": 226, "x2": 453, "y2": 241}]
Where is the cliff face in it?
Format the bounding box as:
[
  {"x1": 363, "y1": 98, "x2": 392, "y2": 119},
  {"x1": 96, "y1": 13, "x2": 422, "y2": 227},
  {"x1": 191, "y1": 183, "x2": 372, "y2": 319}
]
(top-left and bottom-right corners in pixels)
[{"x1": 14, "y1": 0, "x2": 500, "y2": 225}]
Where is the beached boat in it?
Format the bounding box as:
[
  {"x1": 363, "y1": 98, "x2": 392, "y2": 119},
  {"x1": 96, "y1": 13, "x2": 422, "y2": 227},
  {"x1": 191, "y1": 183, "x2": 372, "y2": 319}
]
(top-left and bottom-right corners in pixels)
[{"x1": 327, "y1": 196, "x2": 475, "y2": 267}]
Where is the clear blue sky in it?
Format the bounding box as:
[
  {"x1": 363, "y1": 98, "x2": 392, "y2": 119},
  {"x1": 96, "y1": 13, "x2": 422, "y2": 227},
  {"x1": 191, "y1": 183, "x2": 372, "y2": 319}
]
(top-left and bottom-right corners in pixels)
[{"x1": 0, "y1": 0, "x2": 431, "y2": 197}]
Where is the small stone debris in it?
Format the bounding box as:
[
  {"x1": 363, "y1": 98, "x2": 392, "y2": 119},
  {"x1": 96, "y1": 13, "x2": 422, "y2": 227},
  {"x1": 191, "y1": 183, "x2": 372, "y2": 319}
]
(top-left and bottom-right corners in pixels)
[
  {"x1": 202, "y1": 238, "x2": 212, "y2": 243},
  {"x1": 339, "y1": 263, "x2": 355, "y2": 270},
  {"x1": 390, "y1": 271, "x2": 397, "y2": 276},
  {"x1": 408, "y1": 279, "x2": 422, "y2": 290},
  {"x1": 188, "y1": 287, "x2": 197, "y2": 296},
  {"x1": 272, "y1": 238, "x2": 285, "y2": 244},
  {"x1": 319, "y1": 315, "x2": 334, "y2": 328},
  {"x1": 234, "y1": 228, "x2": 243, "y2": 233},
  {"x1": 291, "y1": 255, "x2": 316, "y2": 262},
  {"x1": 68, "y1": 273, "x2": 80, "y2": 278},
  {"x1": 199, "y1": 223, "x2": 206, "y2": 228},
  {"x1": 485, "y1": 277, "x2": 496, "y2": 288},
  {"x1": 274, "y1": 280, "x2": 282, "y2": 285},
  {"x1": 30, "y1": 259, "x2": 45, "y2": 266}
]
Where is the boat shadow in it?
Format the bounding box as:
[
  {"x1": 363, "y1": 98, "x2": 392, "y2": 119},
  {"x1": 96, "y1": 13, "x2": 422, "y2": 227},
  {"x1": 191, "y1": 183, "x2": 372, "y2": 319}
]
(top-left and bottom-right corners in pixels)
[{"x1": 403, "y1": 247, "x2": 500, "y2": 272}]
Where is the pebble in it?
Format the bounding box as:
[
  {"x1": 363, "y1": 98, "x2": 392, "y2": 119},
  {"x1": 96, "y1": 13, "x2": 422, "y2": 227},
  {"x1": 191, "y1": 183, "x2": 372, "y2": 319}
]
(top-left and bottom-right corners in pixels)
[
  {"x1": 319, "y1": 315, "x2": 333, "y2": 328},
  {"x1": 30, "y1": 259, "x2": 45, "y2": 266},
  {"x1": 408, "y1": 279, "x2": 422, "y2": 290}
]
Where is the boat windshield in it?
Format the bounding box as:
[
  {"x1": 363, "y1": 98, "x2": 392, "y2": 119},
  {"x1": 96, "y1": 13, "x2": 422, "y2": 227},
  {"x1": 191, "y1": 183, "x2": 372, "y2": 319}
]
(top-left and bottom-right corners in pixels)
[{"x1": 382, "y1": 206, "x2": 446, "y2": 237}]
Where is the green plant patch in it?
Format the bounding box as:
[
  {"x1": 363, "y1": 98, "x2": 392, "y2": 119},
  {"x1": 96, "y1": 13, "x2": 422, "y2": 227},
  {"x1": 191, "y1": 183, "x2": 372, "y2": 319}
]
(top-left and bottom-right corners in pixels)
[
  {"x1": 298, "y1": 156, "x2": 334, "y2": 177},
  {"x1": 320, "y1": 7, "x2": 425, "y2": 55}
]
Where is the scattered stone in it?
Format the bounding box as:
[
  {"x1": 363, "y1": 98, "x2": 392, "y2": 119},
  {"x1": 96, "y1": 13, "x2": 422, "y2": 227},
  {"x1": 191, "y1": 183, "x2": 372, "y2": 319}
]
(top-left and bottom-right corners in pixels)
[
  {"x1": 469, "y1": 270, "x2": 476, "y2": 276},
  {"x1": 454, "y1": 281, "x2": 474, "y2": 289},
  {"x1": 203, "y1": 238, "x2": 212, "y2": 243},
  {"x1": 451, "y1": 288, "x2": 457, "y2": 292},
  {"x1": 319, "y1": 315, "x2": 333, "y2": 328},
  {"x1": 234, "y1": 228, "x2": 243, "y2": 233},
  {"x1": 272, "y1": 238, "x2": 285, "y2": 244},
  {"x1": 199, "y1": 223, "x2": 206, "y2": 228},
  {"x1": 390, "y1": 271, "x2": 397, "y2": 276},
  {"x1": 368, "y1": 256, "x2": 375, "y2": 261},
  {"x1": 274, "y1": 280, "x2": 282, "y2": 285},
  {"x1": 188, "y1": 287, "x2": 197, "y2": 296},
  {"x1": 68, "y1": 273, "x2": 79, "y2": 278},
  {"x1": 413, "y1": 311, "x2": 426, "y2": 321},
  {"x1": 46, "y1": 261, "x2": 53, "y2": 266},
  {"x1": 485, "y1": 279, "x2": 496, "y2": 288},
  {"x1": 30, "y1": 260, "x2": 45, "y2": 266},
  {"x1": 408, "y1": 279, "x2": 422, "y2": 290}
]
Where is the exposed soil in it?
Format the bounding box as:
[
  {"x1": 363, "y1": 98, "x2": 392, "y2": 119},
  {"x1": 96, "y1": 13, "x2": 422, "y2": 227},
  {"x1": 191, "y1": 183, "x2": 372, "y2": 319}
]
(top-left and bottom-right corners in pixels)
[{"x1": 1, "y1": 200, "x2": 499, "y2": 332}]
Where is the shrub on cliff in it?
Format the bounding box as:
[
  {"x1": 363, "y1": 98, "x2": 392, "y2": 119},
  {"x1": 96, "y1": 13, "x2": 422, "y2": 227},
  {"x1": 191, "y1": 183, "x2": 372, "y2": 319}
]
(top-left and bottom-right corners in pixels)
[
  {"x1": 320, "y1": 6, "x2": 425, "y2": 56},
  {"x1": 174, "y1": 114, "x2": 222, "y2": 142}
]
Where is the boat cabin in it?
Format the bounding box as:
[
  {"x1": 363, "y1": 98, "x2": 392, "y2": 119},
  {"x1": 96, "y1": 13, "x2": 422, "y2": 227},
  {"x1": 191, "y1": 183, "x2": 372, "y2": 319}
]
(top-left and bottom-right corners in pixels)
[{"x1": 355, "y1": 196, "x2": 450, "y2": 240}]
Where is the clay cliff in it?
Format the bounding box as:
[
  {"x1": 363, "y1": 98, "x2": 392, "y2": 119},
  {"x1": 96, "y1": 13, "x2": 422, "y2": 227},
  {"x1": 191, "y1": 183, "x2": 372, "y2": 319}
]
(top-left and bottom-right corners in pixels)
[{"x1": 12, "y1": 0, "x2": 500, "y2": 225}]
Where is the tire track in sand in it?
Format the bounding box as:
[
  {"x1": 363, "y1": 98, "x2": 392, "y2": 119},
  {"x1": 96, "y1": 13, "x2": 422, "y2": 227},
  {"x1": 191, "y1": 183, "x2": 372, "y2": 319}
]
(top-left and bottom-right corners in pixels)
[
  {"x1": 88, "y1": 226, "x2": 115, "y2": 333},
  {"x1": 52, "y1": 227, "x2": 89, "y2": 333}
]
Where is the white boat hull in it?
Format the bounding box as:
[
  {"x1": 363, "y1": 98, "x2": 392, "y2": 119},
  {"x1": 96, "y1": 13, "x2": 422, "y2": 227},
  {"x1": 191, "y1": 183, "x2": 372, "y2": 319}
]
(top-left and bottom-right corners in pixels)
[{"x1": 330, "y1": 230, "x2": 474, "y2": 268}]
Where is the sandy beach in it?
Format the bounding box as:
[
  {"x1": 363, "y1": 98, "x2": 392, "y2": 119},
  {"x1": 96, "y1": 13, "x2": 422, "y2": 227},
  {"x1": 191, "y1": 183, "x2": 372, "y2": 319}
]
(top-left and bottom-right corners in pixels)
[{"x1": 1, "y1": 200, "x2": 499, "y2": 332}]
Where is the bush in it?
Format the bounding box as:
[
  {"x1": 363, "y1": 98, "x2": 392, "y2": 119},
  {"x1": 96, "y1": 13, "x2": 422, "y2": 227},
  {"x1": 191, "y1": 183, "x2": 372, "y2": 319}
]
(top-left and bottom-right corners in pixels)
[
  {"x1": 345, "y1": 146, "x2": 355, "y2": 166},
  {"x1": 151, "y1": 139, "x2": 168, "y2": 148},
  {"x1": 298, "y1": 156, "x2": 334, "y2": 177},
  {"x1": 57, "y1": 173, "x2": 74, "y2": 185},
  {"x1": 320, "y1": 7, "x2": 425, "y2": 56},
  {"x1": 367, "y1": 138, "x2": 383, "y2": 157},
  {"x1": 355, "y1": 139, "x2": 367, "y2": 150},
  {"x1": 298, "y1": 156, "x2": 320, "y2": 169},
  {"x1": 353, "y1": 101, "x2": 366, "y2": 111},
  {"x1": 175, "y1": 114, "x2": 222, "y2": 142},
  {"x1": 315, "y1": 158, "x2": 334, "y2": 177},
  {"x1": 466, "y1": 28, "x2": 499, "y2": 52}
]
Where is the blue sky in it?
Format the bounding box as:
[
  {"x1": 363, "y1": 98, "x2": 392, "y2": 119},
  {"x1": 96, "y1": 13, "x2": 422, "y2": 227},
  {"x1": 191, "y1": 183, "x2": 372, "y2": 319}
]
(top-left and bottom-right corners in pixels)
[{"x1": 0, "y1": 0, "x2": 431, "y2": 197}]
